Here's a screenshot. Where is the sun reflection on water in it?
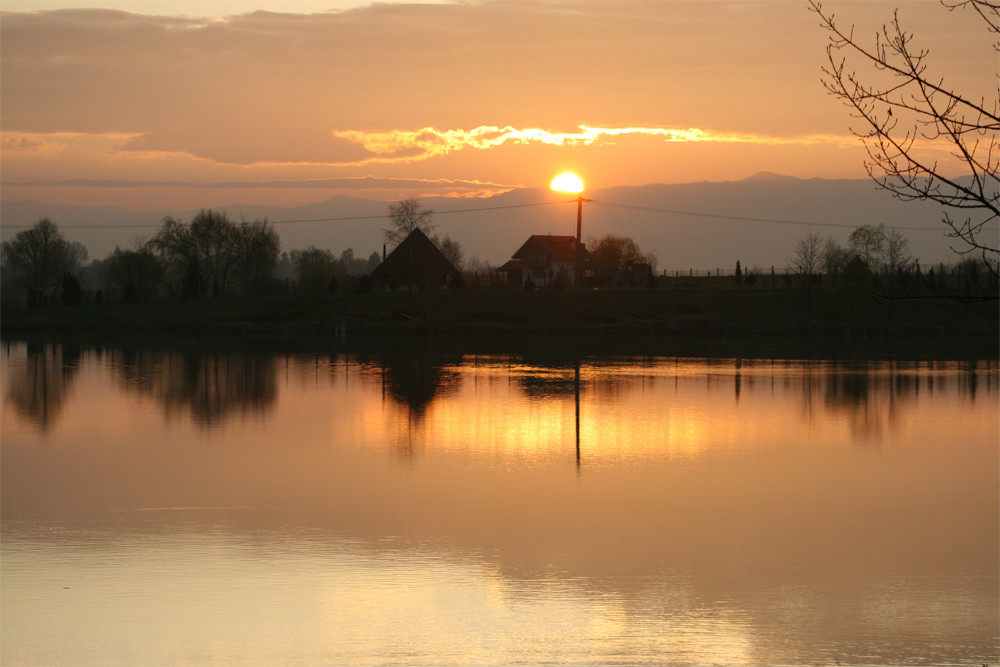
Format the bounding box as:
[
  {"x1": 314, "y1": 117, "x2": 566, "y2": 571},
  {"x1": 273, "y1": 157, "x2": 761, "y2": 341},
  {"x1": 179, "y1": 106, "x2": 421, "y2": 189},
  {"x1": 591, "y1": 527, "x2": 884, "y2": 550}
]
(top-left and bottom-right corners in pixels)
[{"x1": 2, "y1": 343, "x2": 997, "y2": 666}]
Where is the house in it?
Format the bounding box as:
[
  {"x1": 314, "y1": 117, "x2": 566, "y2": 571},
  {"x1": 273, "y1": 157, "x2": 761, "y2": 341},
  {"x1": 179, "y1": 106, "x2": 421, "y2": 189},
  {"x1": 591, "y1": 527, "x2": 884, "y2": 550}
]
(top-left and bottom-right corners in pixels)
[
  {"x1": 371, "y1": 228, "x2": 462, "y2": 290},
  {"x1": 497, "y1": 235, "x2": 590, "y2": 288}
]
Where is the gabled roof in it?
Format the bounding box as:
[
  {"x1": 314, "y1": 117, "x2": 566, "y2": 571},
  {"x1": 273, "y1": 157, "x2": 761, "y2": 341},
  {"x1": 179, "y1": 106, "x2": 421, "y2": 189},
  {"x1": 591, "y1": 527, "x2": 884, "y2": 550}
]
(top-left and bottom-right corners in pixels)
[
  {"x1": 511, "y1": 235, "x2": 587, "y2": 262},
  {"x1": 371, "y1": 228, "x2": 460, "y2": 286}
]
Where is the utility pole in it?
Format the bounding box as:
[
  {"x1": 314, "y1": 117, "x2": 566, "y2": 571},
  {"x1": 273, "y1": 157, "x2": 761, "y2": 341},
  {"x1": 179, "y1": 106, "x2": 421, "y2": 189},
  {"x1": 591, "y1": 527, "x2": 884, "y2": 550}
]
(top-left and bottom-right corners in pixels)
[{"x1": 575, "y1": 196, "x2": 591, "y2": 289}]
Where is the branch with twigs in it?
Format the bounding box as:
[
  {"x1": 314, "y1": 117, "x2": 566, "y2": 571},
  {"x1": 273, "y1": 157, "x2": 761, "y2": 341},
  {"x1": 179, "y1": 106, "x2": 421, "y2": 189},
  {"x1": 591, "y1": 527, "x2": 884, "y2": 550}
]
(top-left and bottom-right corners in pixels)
[{"x1": 809, "y1": 0, "x2": 999, "y2": 275}]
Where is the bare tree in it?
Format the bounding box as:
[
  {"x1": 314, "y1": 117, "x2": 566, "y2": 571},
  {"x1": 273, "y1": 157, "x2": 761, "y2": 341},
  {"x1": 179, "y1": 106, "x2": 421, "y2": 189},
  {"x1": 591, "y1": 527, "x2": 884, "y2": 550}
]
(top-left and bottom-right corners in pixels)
[
  {"x1": 811, "y1": 0, "x2": 999, "y2": 274},
  {"x1": 152, "y1": 210, "x2": 274, "y2": 298},
  {"x1": 885, "y1": 228, "x2": 913, "y2": 275},
  {"x1": 792, "y1": 232, "x2": 824, "y2": 276},
  {"x1": 290, "y1": 246, "x2": 338, "y2": 294},
  {"x1": 384, "y1": 198, "x2": 435, "y2": 248},
  {"x1": 188, "y1": 209, "x2": 238, "y2": 297},
  {"x1": 1, "y1": 218, "x2": 83, "y2": 306},
  {"x1": 437, "y1": 235, "x2": 465, "y2": 271},
  {"x1": 366, "y1": 252, "x2": 381, "y2": 274},
  {"x1": 848, "y1": 224, "x2": 888, "y2": 271},
  {"x1": 233, "y1": 218, "x2": 280, "y2": 296},
  {"x1": 102, "y1": 244, "x2": 165, "y2": 303}
]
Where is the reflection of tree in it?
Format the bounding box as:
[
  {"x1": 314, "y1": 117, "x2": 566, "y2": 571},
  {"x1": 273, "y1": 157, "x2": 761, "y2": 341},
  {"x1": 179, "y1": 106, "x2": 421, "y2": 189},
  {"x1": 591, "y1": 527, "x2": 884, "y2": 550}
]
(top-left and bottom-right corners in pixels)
[
  {"x1": 374, "y1": 343, "x2": 459, "y2": 419},
  {"x1": 366, "y1": 343, "x2": 461, "y2": 460},
  {"x1": 817, "y1": 362, "x2": 979, "y2": 443},
  {"x1": 4, "y1": 341, "x2": 82, "y2": 432},
  {"x1": 109, "y1": 349, "x2": 277, "y2": 427},
  {"x1": 823, "y1": 367, "x2": 886, "y2": 442}
]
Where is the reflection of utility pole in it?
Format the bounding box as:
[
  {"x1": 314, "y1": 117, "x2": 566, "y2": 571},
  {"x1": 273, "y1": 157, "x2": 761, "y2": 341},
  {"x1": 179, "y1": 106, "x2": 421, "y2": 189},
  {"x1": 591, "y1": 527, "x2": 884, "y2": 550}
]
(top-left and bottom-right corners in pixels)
[
  {"x1": 735, "y1": 357, "x2": 742, "y2": 402},
  {"x1": 575, "y1": 361, "x2": 581, "y2": 471}
]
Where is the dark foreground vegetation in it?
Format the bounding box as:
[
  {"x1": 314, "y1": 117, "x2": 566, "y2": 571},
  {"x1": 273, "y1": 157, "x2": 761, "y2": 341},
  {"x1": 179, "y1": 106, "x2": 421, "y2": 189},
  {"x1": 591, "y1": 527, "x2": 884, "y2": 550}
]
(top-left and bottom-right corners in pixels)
[{"x1": 3, "y1": 286, "x2": 996, "y2": 349}]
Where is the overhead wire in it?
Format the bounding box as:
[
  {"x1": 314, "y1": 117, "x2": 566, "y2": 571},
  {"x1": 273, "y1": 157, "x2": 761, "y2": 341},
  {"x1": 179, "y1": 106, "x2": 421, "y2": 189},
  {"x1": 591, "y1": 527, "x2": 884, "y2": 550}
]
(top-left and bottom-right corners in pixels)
[
  {"x1": 588, "y1": 199, "x2": 945, "y2": 232},
  {"x1": 0, "y1": 195, "x2": 947, "y2": 232},
  {"x1": 0, "y1": 200, "x2": 566, "y2": 229}
]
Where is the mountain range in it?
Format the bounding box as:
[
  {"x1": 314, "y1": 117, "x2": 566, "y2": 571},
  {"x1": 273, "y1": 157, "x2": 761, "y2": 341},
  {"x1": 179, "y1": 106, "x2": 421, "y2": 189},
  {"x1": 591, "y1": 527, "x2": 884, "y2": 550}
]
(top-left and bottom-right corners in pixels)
[{"x1": 0, "y1": 173, "x2": 965, "y2": 272}]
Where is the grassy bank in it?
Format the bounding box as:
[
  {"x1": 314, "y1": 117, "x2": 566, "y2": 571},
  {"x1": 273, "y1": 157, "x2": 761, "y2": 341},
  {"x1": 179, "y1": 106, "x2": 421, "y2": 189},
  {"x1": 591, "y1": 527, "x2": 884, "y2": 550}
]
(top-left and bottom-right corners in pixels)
[{"x1": 3, "y1": 287, "x2": 996, "y2": 341}]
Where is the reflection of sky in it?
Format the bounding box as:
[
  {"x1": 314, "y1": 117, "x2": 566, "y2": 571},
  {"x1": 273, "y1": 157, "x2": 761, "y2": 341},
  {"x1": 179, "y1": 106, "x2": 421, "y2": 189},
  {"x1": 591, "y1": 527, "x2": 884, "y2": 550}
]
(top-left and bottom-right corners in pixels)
[
  {"x1": 2, "y1": 346, "x2": 997, "y2": 665},
  {"x1": 1, "y1": 526, "x2": 761, "y2": 666}
]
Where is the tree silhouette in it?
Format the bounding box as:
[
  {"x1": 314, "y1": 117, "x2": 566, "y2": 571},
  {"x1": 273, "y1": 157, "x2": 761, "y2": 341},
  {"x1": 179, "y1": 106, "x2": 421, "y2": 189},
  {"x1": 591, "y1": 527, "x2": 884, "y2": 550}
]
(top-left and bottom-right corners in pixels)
[
  {"x1": 188, "y1": 209, "x2": 238, "y2": 297},
  {"x1": 885, "y1": 228, "x2": 913, "y2": 276},
  {"x1": 103, "y1": 244, "x2": 166, "y2": 303},
  {"x1": 588, "y1": 233, "x2": 643, "y2": 286},
  {"x1": 61, "y1": 272, "x2": 82, "y2": 306},
  {"x1": 384, "y1": 198, "x2": 435, "y2": 248},
  {"x1": 233, "y1": 218, "x2": 280, "y2": 296},
  {"x1": 811, "y1": 0, "x2": 998, "y2": 274},
  {"x1": 1, "y1": 218, "x2": 85, "y2": 306},
  {"x1": 792, "y1": 233, "x2": 824, "y2": 277},
  {"x1": 290, "y1": 245, "x2": 338, "y2": 294},
  {"x1": 848, "y1": 224, "x2": 888, "y2": 272},
  {"x1": 437, "y1": 234, "x2": 465, "y2": 272},
  {"x1": 152, "y1": 209, "x2": 278, "y2": 298}
]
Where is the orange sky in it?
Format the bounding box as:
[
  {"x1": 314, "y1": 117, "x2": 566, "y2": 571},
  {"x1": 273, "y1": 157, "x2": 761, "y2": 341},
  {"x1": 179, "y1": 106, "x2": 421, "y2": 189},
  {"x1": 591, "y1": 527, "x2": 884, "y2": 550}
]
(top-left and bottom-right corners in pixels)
[{"x1": 1, "y1": 1, "x2": 995, "y2": 209}]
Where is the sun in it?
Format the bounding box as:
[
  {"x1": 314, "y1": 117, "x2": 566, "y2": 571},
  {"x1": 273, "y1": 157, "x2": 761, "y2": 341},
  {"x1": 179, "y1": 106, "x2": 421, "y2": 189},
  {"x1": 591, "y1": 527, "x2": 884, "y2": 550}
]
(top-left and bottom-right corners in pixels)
[{"x1": 550, "y1": 172, "x2": 584, "y2": 193}]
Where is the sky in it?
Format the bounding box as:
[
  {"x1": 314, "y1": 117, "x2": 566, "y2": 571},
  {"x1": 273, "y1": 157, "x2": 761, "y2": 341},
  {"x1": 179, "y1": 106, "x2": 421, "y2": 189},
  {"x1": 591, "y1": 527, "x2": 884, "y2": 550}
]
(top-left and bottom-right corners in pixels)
[{"x1": 0, "y1": 0, "x2": 995, "y2": 211}]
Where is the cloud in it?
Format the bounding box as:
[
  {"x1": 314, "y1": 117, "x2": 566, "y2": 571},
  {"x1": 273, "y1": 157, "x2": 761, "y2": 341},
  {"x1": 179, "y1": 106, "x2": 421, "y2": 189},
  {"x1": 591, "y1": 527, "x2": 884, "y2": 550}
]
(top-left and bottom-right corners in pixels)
[
  {"x1": 2, "y1": 125, "x2": 859, "y2": 175},
  {"x1": 1, "y1": 131, "x2": 69, "y2": 155},
  {"x1": 332, "y1": 125, "x2": 862, "y2": 164},
  {"x1": 0, "y1": 3, "x2": 847, "y2": 145},
  {"x1": 1, "y1": 2, "x2": 990, "y2": 203},
  {"x1": 2, "y1": 175, "x2": 519, "y2": 191},
  {"x1": 114, "y1": 129, "x2": 375, "y2": 166}
]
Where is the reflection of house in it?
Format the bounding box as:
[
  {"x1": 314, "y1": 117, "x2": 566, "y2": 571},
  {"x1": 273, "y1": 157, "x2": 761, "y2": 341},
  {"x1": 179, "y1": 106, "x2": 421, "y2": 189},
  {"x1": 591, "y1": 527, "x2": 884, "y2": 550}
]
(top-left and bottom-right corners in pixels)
[
  {"x1": 497, "y1": 235, "x2": 590, "y2": 288},
  {"x1": 371, "y1": 228, "x2": 462, "y2": 290}
]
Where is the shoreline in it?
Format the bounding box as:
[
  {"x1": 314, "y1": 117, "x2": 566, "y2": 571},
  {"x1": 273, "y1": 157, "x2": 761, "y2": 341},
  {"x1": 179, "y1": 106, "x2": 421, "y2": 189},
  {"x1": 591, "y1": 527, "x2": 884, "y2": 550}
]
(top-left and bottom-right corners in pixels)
[{"x1": 3, "y1": 289, "x2": 996, "y2": 358}]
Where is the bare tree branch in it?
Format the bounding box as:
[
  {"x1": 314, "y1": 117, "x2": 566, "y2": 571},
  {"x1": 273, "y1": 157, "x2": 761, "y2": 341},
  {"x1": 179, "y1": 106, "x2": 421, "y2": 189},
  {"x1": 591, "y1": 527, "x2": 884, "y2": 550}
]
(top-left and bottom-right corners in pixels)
[{"x1": 810, "y1": 0, "x2": 999, "y2": 275}]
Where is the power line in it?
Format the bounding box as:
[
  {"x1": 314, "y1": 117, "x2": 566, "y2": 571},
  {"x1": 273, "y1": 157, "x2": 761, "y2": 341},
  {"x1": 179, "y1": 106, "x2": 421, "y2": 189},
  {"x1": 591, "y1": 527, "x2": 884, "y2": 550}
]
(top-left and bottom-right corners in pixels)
[
  {"x1": 0, "y1": 196, "x2": 950, "y2": 233},
  {"x1": 251, "y1": 200, "x2": 565, "y2": 225},
  {"x1": 589, "y1": 199, "x2": 945, "y2": 232},
  {"x1": 0, "y1": 200, "x2": 566, "y2": 229}
]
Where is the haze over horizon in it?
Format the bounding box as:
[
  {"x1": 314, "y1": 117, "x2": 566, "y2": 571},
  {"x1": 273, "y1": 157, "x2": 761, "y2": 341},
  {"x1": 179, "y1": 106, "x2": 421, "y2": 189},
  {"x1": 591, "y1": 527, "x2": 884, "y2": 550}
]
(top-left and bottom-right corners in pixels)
[
  {"x1": 1, "y1": 173, "x2": 972, "y2": 271},
  {"x1": 2, "y1": 1, "x2": 994, "y2": 265}
]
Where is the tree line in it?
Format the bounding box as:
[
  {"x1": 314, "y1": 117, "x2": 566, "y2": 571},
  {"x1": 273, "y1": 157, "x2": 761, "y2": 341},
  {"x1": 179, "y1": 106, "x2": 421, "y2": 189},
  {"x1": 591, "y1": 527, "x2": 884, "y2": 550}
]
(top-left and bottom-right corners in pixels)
[
  {"x1": 2, "y1": 195, "x2": 669, "y2": 307},
  {"x1": 785, "y1": 223, "x2": 998, "y2": 299},
  {"x1": 0, "y1": 199, "x2": 490, "y2": 307},
  {"x1": 2, "y1": 211, "x2": 359, "y2": 306},
  {"x1": 4, "y1": 203, "x2": 996, "y2": 309}
]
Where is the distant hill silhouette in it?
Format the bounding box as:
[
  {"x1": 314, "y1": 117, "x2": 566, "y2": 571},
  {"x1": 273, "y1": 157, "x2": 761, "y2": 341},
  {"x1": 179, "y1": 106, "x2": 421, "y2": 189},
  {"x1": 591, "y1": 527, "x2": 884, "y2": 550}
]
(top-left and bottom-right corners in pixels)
[{"x1": 1, "y1": 174, "x2": 966, "y2": 271}]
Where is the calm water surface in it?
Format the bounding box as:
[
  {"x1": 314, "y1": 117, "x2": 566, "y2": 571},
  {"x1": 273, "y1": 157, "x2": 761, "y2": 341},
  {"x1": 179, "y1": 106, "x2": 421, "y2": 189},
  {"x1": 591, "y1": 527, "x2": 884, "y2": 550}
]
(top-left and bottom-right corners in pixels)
[{"x1": 2, "y1": 341, "x2": 997, "y2": 666}]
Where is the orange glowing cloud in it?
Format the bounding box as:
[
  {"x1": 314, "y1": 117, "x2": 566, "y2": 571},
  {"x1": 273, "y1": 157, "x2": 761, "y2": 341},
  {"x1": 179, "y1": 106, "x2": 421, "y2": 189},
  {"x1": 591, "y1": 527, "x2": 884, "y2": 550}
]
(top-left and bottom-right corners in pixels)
[{"x1": 332, "y1": 125, "x2": 863, "y2": 165}]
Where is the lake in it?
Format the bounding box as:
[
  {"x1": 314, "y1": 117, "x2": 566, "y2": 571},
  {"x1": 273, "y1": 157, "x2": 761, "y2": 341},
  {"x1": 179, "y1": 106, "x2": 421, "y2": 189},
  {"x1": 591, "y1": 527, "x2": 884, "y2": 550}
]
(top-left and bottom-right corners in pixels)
[{"x1": 2, "y1": 339, "x2": 997, "y2": 666}]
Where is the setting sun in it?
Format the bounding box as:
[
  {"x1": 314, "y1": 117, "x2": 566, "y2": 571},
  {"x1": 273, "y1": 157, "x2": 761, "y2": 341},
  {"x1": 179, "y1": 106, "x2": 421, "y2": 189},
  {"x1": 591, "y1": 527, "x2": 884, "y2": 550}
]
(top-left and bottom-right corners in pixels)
[{"x1": 550, "y1": 172, "x2": 585, "y2": 193}]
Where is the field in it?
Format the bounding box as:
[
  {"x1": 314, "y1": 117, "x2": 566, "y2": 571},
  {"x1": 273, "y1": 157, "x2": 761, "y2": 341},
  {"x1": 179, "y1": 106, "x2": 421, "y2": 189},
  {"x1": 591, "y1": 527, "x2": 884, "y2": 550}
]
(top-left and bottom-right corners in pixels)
[{"x1": 3, "y1": 285, "x2": 996, "y2": 352}]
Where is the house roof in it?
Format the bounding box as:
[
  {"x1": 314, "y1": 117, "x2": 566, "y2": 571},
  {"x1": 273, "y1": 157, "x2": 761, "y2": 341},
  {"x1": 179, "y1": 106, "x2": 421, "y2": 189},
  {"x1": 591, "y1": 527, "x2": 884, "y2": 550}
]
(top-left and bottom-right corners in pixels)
[
  {"x1": 511, "y1": 235, "x2": 587, "y2": 263},
  {"x1": 371, "y1": 228, "x2": 460, "y2": 285}
]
